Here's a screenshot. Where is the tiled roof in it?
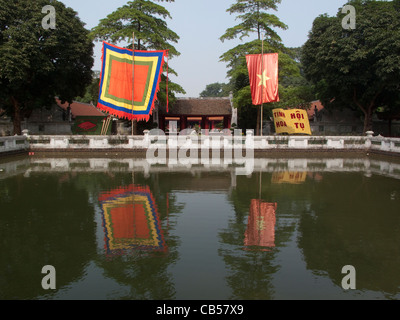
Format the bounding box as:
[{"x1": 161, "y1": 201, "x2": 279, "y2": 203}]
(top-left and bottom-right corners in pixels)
[
  {"x1": 159, "y1": 97, "x2": 232, "y2": 116},
  {"x1": 56, "y1": 98, "x2": 106, "y2": 117}
]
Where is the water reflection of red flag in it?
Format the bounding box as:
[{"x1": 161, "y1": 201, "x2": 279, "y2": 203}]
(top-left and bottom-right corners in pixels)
[
  {"x1": 98, "y1": 184, "x2": 166, "y2": 256},
  {"x1": 244, "y1": 200, "x2": 277, "y2": 250}
]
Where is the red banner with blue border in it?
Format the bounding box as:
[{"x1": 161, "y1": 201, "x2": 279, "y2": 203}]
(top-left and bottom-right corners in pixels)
[{"x1": 97, "y1": 42, "x2": 166, "y2": 121}]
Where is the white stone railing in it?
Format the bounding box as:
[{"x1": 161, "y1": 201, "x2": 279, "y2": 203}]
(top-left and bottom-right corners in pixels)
[
  {"x1": 24, "y1": 130, "x2": 400, "y2": 154},
  {"x1": 0, "y1": 130, "x2": 394, "y2": 156},
  {"x1": 0, "y1": 135, "x2": 29, "y2": 154},
  {"x1": 369, "y1": 136, "x2": 400, "y2": 154}
]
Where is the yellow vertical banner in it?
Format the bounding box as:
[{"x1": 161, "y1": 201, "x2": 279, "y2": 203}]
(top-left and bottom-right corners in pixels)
[{"x1": 272, "y1": 108, "x2": 312, "y2": 135}]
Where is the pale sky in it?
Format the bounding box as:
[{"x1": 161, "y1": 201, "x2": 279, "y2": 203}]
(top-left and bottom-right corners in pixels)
[{"x1": 60, "y1": 0, "x2": 347, "y2": 97}]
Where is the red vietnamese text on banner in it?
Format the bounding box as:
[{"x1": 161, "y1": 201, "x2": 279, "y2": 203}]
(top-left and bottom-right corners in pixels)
[
  {"x1": 97, "y1": 42, "x2": 167, "y2": 122},
  {"x1": 246, "y1": 53, "x2": 279, "y2": 105}
]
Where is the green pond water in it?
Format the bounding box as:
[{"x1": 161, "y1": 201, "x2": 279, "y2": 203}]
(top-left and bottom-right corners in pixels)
[{"x1": 1, "y1": 154, "x2": 400, "y2": 300}]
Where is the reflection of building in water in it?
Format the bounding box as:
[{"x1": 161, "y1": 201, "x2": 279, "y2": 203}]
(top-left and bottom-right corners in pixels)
[
  {"x1": 244, "y1": 200, "x2": 277, "y2": 250},
  {"x1": 98, "y1": 184, "x2": 166, "y2": 256},
  {"x1": 271, "y1": 171, "x2": 307, "y2": 184}
]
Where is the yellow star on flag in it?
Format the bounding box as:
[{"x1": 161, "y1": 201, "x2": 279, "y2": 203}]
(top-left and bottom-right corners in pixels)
[{"x1": 257, "y1": 70, "x2": 270, "y2": 87}]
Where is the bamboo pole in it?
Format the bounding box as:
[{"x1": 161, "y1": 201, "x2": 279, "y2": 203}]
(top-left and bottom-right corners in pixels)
[
  {"x1": 260, "y1": 33, "x2": 264, "y2": 137},
  {"x1": 101, "y1": 116, "x2": 110, "y2": 135},
  {"x1": 132, "y1": 170, "x2": 136, "y2": 241},
  {"x1": 131, "y1": 32, "x2": 136, "y2": 136},
  {"x1": 105, "y1": 116, "x2": 111, "y2": 135},
  {"x1": 100, "y1": 119, "x2": 105, "y2": 135}
]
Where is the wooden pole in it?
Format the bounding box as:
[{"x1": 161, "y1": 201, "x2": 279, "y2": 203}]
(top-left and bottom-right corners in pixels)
[
  {"x1": 260, "y1": 33, "x2": 264, "y2": 137},
  {"x1": 131, "y1": 32, "x2": 135, "y2": 136},
  {"x1": 105, "y1": 116, "x2": 111, "y2": 135},
  {"x1": 100, "y1": 119, "x2": 105, "y2": 135},
  {"x1": 132, "y1": 170, "x2": 136, "y2": 240}
]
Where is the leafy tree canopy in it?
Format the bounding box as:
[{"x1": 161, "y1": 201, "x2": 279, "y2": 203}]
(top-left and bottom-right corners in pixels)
[
  {"x1": 90, "y1": 0, "x2": 185, "y2": 107},
  {"x1": 219, "y1": 0, "x2": 307, "y2": 134},
  {"x1": 220, "y1": 0, "x2": 287, "y2": 44},
  {"x1": 200, "y1": 82, "x2": 231, "y2": 98},
  {"x1": 0, "y1": 0, "x2": 94, "y2": 134},
  {"x1": 302, "y1": 0, "x2": 400, "y2": 133}
]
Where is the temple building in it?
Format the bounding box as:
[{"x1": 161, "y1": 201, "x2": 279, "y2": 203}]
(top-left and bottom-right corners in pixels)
[{"x1": 156, "y1": 97, "x2": 237, "y2": 133}]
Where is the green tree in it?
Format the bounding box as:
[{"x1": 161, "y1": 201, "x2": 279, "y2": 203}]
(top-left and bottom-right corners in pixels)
[
  {"x1": 199, "y1": 82, "x2": 231, "y2": 98},
  {"x1": 276, "y1": 46, "x2": 316, "y2": 110},
  {"x1": 0, "y1": 0, "x2": 94, "y2": 135},
  {"x1": 302, "y1": 0, "x2": 400, "y2": 133},
  {"x1": 90, "y1": 0, "x2": 185, "y2": 106},
  {"x1": 220, "y1": 0, "x2": 301, "y2": 135},
  {"x1": 75, "y1": 74, "x2": 100, "y2": 106},
  {"x1": 220, "y1": 0, "x2": 287, "y2": 44}
]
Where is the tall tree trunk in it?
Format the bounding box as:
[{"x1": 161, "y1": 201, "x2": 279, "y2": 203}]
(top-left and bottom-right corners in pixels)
[
  {"x1": 11, "y1": 96, "x2": 22, "y2": 135},
  {"x1": 363, "y1": 106, "x2": 373, "y2": 134},
  {"x1": 353, "y1": 88, "x2": 378, "y2": 134}
]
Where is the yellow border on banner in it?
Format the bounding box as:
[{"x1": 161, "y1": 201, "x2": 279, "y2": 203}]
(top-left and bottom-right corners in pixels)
[{"x1": 99, "y1": 50, "x2": 159, "y2": 112}]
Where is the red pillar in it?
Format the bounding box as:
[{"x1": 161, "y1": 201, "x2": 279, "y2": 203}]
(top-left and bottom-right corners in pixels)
[
  {"x1": 180, "y1": 116, "x2": 186, "y2": 131},
  {"x1": 202, "y1": 116, "x2": 208, "y2": 130}
]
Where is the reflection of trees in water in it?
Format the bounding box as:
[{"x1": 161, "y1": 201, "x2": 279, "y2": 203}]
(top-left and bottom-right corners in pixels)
[
  {"x1": 298, "y1": 173, "x2": 400, "y2": 297},
  {"x1": 98, "y1": 251, "x2": 178, "y2": 300},
  {"x1": 219, "y1": 173, "x2": 296, "y2": 299},
  {"x1": 0, "y1": 174, "x2": 96, "y2": 300},
  {"x1": 4, "y1": 164, "x2": 399, "y2": 299},
  {"x1": 218, "y1": 220, "x2": 278, "y2": 300},
  {"x1": 0, "y1": 170, "x2": 184, "y2": 300}
]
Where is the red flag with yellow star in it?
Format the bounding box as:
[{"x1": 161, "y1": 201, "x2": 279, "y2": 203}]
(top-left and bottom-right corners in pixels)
[{"x1": 246, "y1": 53, "x2": 279, "y2": 105}]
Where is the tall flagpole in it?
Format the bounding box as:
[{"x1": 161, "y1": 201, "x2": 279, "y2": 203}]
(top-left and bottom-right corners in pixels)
[
  {"x1": 260, "y1": 32, "x2": 264, "y2": 137},
  {"x1": 131, "y1": 33, "x2": 136, "y2": 233},
  {"x1": 131, "y1": 32, "x2": 135, "y2": 136}
]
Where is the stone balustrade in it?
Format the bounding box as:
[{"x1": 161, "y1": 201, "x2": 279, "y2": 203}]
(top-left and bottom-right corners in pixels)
[
  {"x1": 1, "y1": 130, "x2": 400, "y2": 156},
  {"x1": 0, "y1": 135, "x2": 29, "y2": 155}
]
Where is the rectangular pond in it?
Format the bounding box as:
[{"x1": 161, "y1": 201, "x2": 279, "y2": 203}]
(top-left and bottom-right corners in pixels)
[{"x1": 1, "y1": 154, "x2": 400, "y2": 300}]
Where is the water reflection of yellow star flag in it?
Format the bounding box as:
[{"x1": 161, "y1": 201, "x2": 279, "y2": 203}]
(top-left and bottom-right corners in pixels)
[
  {"x1": 97, "y1": 42, "x2": 167, "y2": 121},
  {"x1": 246, "y1": 53, "x2": 279, "y2": 105},
  {"x1": 271, "y1": 171, "x2": 307, "y2": 184},
  {"x1": 98, "y1": 185, "x2": 166, "y2": 255}
]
